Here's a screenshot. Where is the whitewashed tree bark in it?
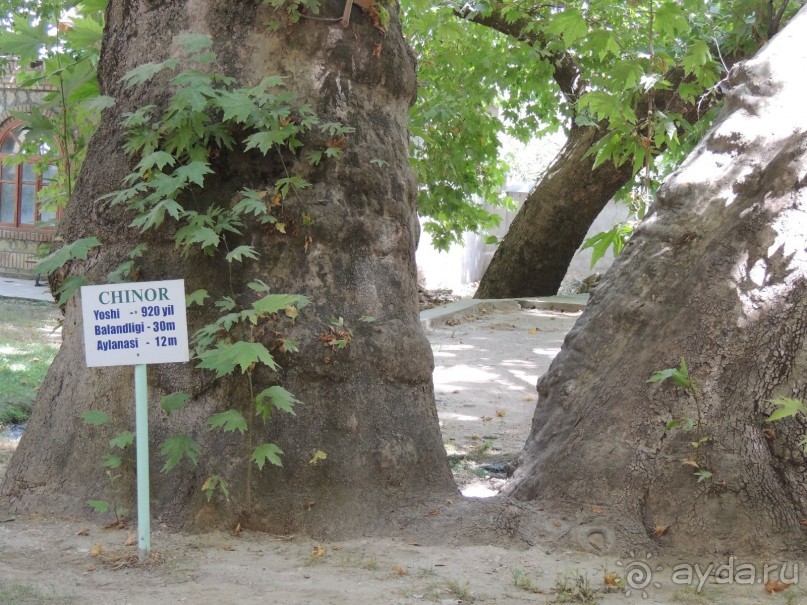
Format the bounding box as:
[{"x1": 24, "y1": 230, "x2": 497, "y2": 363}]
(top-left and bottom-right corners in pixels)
[{"x1": 506, "y1": 6, "x2": 807, "y2": 554}]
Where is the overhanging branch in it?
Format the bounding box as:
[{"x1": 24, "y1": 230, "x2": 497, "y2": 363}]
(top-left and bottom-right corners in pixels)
[{"x1": 455, "y1": 3, "x2": 585, "y2": 105}]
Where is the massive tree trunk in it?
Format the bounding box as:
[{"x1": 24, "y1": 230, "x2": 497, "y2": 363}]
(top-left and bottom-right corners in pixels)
[
  {"x1": 0, "y1": 0, "x2": 456, "y2": 535},
  {"x1": 505, "y1": 6, "x2": 807, "y2": 555},
  {"x1": 475, "y1": 125, "x2": 633, "y2": 298}
]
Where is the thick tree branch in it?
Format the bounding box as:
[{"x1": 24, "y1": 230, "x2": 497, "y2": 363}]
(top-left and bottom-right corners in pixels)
[
  {"x1": 770, "y1": 0, "x2": 792, "y2": 37},
  {"x1": 458, "y1": 2, "x2": 754, "y2": 127},
  {"x1": 455, "y1": 4, "x2": 585, "y2": 105}
]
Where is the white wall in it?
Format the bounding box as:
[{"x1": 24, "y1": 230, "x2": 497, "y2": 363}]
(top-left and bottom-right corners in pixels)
[
  {"x1": 415, "y1": 131, "x2": 631, "y2": 295},
  {"x1": 416, "y1": 195, "x2": 630, "y2": 294}
]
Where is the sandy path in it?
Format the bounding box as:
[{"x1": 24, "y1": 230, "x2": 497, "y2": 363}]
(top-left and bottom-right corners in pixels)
[{"x1": 0, "y1": 303, "x2": 800, "y2": 604}]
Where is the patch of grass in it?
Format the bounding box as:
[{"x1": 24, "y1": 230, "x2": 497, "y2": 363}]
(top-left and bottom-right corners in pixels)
[
  {"x1": 474, "y1": 439, "x2": 493, "y2": 457},
  {"x1": 0, "y1": 297, "x2": 60, "y2": 426},
  {"x1": 448, "y1": 457, "x2": 489, "y2": 478},
  {"x1": 512, "y1": 568, "x2": 543, "y2": 593},
  {"x1": 0, "y1": 578, "x2": 73, "y2": 604},
  {"x1": 551, "y1": 570, "x2": 598, "y2": 604},
  {"x1": 784, "y1": 589, "x2": 806, "y2": 605},
  {"x1": 670, "y1": 587, "x2": 712, "y2": 603},
  {"x1": 336, "y1": 551, "x2": 379, "y2": 571},
  {"x1": 670, "y1": 586, "x2": 734, "y2": 604},
  {"x1": 445, "y1": 578, "x2": 475, "y2": 602}
]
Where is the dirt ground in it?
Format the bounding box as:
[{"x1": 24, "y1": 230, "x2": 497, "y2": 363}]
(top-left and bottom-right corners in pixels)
[{"x1": 0, "y1": 303, "x2": 803, "y2": 604}]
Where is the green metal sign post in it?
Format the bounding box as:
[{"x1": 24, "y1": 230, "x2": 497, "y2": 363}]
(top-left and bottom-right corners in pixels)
[
  {"x1": 134, "y1": 364, "x2": 150, "y2": 557},
  {"x1": 80, "y1": 279, "x2": 189, "y2": 561}
]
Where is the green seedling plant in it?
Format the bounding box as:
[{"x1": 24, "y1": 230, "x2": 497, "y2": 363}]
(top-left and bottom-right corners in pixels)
[
  {"x1": 766, "y1": 397, "x2": 807, "y2": 454},
  {"x1": 551, "y1": 570, "x2": 597, "y2": 604},
  {"x1": 81, "y1": 409, "x2": 134, "y2": 523},
  {"x1": 184, "y1": 282, "x2": 309, "y2": 506},
  {"x1": 512, "y1": 568, "x2": 543, "y2": 594},
  {"x1": 649, "y1": 357, "x2": 712, "y2": 482}
]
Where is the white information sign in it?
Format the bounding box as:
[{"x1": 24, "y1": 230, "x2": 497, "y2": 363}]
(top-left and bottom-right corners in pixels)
[{"x1": 81, "y1": 279, "x2": 190, "y2": 367}]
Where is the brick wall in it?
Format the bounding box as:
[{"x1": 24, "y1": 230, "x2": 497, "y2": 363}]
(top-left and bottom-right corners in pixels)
[{"x1": 0, "y1": 228, "x2": 53, "y2": 277}]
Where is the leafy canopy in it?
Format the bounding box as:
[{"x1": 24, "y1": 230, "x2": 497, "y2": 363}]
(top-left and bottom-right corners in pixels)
[{"x1": 404, "y1": 0, "x2": 800, "y2": 249}]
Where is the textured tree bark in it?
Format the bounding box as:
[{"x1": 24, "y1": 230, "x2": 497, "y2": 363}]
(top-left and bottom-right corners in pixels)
[
  {"x1": 475, "y1": 125, "x2": 633, "y2": 298},
  {"x1": 0, "y1": 0, "x2": 456, "y2": 535},
  {"x1": 504, "y1": 6, "x2": 807, "y2": 555}
]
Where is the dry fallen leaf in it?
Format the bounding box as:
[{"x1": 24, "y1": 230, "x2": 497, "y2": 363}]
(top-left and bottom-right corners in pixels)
[
  {"x1": 764, "y1": 579, "x2": 792, "y2": 594},
  {"x1": 326, "y1": 136, "x2": 348, "y2": 149},
  {"x1": 409, "y1": 541, "x2": 421, "y2": 546},
  {"x1": 592, "y1": 505, "x2": 602, "y2": 514},
  {"x1": 496, "y1": 410, "x2": 506, "y2": 417},
  {"x1": 333, "y1": 545, "x2": 343, "y2": 551},
  {"x1": 762, "y1": 428, "x2": 776, "y2": 439},
  {"x1": 522, "y1": 396, "x2": 534, "y2": 401},
  {"x1": 528, "y1": 328, "x2": 539, "y2": 334},
  {"x1": 393, "y1": 565, "x2": 408, "y2": 576},
  {"x1": 428, "y1": 508, "x2": 442, "y2": 516},
  {"x1": 89, "y1": 543, "x2": 103, "y2": 557},
  {"x1": 233, "y1": 522, "x2": 242, "y2": 537},
  {"x1": 311, "y1": 545, "x2": 326, "y2": 558},
  {"x1": 223, "y1": 545, "x2": 236, "y2": 552},
  {"x1": 681, "y1": 458, "x2": 700, "y2": 468},
  {"x1": 77, "y1": 529, "x2": 89, "y2": 537},
  {"x1": 125, "y1": 531, "x2": 137, "y2": 546},
  {"x1": 654, "y1": 525, "x2": 669, "y2": 537},
  {"x1": 604, "y1": 573, "x2": 620, "y2": 587}
]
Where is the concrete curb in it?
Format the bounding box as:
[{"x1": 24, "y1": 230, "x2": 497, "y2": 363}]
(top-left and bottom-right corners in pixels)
[
  {"x1": 0, "y1": 276, "x2": 590, "y2": 324},
  {"x1": 0, "y1": 276, "x2": 54, "y2": 303},
  {"x1": 419, "y1": 295, "x2": 588, "y2": 330}
]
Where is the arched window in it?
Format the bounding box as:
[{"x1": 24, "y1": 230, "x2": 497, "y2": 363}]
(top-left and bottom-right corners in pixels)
[{"x1": 0, "y1": 123, "x2": 58, "y2": 230}]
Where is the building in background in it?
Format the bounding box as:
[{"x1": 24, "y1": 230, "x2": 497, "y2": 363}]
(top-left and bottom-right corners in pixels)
[
  {"x1": 416, "y1": 132, "x2": 629, "y2": 296},
  {"x1": 0, "y1": 64, "x2": 57, "y2": 279}
]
